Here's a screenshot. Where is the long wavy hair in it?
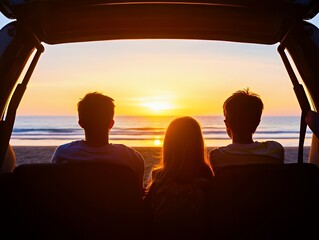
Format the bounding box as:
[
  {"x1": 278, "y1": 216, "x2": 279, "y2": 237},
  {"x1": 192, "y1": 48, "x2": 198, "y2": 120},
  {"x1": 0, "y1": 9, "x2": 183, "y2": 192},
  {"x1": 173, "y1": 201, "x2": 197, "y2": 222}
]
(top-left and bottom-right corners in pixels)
[{"x1": 150, "y1": 116, "x2": 213, "y2": 185}]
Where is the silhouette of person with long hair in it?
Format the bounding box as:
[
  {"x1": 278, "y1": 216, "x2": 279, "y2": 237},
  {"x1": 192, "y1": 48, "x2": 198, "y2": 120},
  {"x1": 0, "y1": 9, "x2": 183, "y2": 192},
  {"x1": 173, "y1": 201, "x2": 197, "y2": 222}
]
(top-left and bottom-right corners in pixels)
[{"x1": 144, "y1": 116, "x2": 213, "y2": 238}]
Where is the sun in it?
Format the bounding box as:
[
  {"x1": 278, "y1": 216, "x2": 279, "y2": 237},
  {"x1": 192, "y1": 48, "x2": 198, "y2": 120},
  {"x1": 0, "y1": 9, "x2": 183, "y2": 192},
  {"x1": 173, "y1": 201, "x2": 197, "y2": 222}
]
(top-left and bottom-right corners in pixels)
[
  {"x1": 143, "y1": 101, "x2": 172, "y2": 112},
  {"x1": 140, "y1": 97, "x2": 175, "y2": 114},
  {"x1": 154, "y1": 139, "x2": 162, "y2": 146}
]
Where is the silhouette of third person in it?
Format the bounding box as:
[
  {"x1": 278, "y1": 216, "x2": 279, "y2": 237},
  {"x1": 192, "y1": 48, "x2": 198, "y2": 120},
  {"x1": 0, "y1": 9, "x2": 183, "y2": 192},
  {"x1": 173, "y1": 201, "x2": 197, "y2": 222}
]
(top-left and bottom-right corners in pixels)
[
  {"x1": 144, "y1": 116, "x2": 214, "y2": 239},
  {"x1": 210, "y1": 88, "x2": 284, "y2": 169}
]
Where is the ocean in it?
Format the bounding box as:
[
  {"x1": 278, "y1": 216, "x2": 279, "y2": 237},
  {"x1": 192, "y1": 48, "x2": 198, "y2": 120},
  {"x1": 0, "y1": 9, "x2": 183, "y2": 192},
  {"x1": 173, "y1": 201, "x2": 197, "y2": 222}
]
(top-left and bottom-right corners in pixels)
[{"x1": 10, "y1": 115, "x2": 312, "y2": 147}]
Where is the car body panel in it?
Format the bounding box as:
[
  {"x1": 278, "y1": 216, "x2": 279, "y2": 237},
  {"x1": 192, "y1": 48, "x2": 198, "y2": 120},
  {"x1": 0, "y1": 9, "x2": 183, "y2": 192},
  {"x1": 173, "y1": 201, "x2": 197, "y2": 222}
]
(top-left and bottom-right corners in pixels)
[
  {"x1": 0, "y1": 1, "x2": 319, "y2": 238},
  {"x1": 0, "y1": 22, "x2": 35, "y2": 118},
  {"x1": 0, "y1": 0, "x2": 318, "y2": 44}
]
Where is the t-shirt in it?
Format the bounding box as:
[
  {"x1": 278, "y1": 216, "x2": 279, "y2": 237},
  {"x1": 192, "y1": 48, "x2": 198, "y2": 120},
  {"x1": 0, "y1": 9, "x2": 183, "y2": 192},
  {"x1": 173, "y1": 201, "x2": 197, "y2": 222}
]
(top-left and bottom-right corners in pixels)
[
  {"x1": 51, "y1": 140, "x2": 145, "y2": 187},
  {"x1": 210, "y1": 141, "x2": 284, "y2": 168}
]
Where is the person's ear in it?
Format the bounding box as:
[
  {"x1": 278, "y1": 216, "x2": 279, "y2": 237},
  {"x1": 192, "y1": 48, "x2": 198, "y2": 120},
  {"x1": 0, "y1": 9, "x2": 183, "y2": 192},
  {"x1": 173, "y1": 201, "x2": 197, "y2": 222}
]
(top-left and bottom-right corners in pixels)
[
  {"x1": 109, "y1": 119, "x2": 115, "y2": 129},
  {"x1": 224, "y1": 119, "x2": 233, "y2": 139},
  {"x1": 78, "y1": 120, "x2": 85, "y2": 129},
  {"x1": 252, "y1": 118, "x2": 261, "y2": 133},
  {"x1": 224, "y1": 119, "x2": 230, "y2": 128}
]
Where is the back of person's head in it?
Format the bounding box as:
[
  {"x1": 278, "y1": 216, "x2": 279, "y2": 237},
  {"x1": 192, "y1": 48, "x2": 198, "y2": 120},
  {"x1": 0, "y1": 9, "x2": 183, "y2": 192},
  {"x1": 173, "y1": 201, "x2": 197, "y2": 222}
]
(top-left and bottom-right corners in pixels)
[
  {"x1": 223, "y1": 88, "x2": 263, "y2": 135},
  {"x1": 77, "y1": 92, "x2": 115, "y2": 131},
  {"x1": 158, "y1": 116, "x2": 212, "y2": 182}
]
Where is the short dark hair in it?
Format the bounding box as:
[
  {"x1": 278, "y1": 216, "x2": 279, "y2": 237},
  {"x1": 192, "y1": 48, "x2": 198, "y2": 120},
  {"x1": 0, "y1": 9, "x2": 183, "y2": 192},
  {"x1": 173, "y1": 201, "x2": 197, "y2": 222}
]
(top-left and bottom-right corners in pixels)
[
  {"x1": 223, "y1": 88, "x2": 263, "y2": 134},
  {"x1": 77, "y1": 92, "x2": 115, "y2": 128}
]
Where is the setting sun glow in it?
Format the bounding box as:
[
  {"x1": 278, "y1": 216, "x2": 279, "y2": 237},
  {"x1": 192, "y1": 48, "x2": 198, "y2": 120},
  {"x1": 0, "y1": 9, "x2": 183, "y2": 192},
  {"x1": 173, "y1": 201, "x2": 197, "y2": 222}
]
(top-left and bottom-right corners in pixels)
[
  {"x1": 142, "y1": 102, "x2": 173, "y2": 112},
  {"x1": 154, "y1": 139, "x2": 162, "y2": 146},
  {"x1": 140, "y1": 98, "x2": 175, "y2": 115}
]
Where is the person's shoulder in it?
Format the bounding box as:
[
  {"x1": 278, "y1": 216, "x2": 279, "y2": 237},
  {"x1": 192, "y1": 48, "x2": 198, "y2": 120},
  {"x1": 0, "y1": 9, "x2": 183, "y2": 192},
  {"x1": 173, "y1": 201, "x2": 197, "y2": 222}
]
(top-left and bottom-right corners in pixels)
[
  {"x1": 263, "y1": 140, "x2": 284, "y2": 150},
  {"x1": 210, "y1": 146, "x2": 223, "y2": 153},
  {"x1": 51, "y1": 142, "x2": 74, "y2": 163},
  {"x1": 209, "y1": 146, "x2": 228, "y2": 157},
  {"x1": 53, "y1": 141, "x2": 85, "y2": 160},
  {"x1": 209, "y1": 146, "x2": 232, "y2": 167},
  {"x1": 259, "y1": 140, "x2": 285, "y2": 161},
  {"x1": 109, "y1": 143, "x2": 136, "y2": 152},
  {"x1": 109, "y1": 144, "x2": 144, "y2": 159},
  {"x1": 55, "y1": 140, "x2": 83, "y2": 151}
]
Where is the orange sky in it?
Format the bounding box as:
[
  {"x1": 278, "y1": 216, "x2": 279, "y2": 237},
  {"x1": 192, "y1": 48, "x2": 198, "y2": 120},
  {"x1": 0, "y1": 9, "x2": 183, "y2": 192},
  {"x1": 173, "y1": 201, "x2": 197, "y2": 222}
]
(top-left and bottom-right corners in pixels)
[{"x1": 1, "y1": 15, "x2": 318, "y2": 117}]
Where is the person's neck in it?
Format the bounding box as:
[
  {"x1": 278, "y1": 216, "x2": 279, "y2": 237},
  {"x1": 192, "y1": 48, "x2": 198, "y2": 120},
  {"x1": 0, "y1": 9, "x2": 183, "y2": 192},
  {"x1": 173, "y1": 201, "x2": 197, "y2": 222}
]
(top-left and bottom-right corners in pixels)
[
  {"x1": 232, "y1": 135, "x2": 254, "y2": 144},
  {"x1": 84, "y1": 132, "x2": 109, "y2": 147}
]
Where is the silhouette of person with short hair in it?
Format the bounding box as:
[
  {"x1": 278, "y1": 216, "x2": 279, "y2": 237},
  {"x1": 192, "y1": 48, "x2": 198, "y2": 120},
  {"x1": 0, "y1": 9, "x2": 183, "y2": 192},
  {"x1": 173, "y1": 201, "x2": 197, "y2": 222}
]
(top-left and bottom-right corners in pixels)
[
  {"x1": 51, "y1": 92, "x2": 145, "y2": 188},
  {"x1": 210, "y1": 88, "x2": 284, "y2": 168}
]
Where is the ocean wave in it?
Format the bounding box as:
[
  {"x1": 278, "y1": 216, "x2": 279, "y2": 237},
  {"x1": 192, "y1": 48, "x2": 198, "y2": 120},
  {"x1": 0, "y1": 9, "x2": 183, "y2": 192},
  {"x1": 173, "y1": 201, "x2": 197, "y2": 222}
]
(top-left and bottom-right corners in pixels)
[
  {"x1": 13, "y1": 127, "x2": 309, "y2": 135},
  {"x1": 114, "y1": 127, "x2": 166, "y2": 131},
  {"x1": 11, "y1": 135, "x2": 311, "y2": 141},
  {"x1": 13, "y1": 128, "x2": 80, "y2": 133},
  {"x1": 10, "y1": 115, "x2": 311, "y2": 146}
]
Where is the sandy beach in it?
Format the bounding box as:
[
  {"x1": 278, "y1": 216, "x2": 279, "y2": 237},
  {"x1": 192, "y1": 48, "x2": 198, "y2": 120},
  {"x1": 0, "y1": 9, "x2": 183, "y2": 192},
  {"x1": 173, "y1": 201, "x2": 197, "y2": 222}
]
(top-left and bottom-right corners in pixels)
[{"x1": 11, "y1": 146, "x2": 310, "y2": 184}]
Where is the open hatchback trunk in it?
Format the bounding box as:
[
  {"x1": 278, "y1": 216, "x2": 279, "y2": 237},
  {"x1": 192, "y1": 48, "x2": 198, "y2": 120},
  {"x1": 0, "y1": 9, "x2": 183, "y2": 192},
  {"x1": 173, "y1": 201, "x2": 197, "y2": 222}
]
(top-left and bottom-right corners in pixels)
[{"x1": 0, "y1": 1, "x2": 319, "y2": 239}]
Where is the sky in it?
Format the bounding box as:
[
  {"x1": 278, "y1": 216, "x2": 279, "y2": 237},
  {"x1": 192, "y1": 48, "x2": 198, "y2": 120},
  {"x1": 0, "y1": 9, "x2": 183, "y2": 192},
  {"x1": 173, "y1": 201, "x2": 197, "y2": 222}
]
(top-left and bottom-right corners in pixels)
[{"x1": 0, "y1": 13, "x2": 318, "y2": 117}]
